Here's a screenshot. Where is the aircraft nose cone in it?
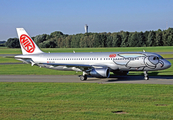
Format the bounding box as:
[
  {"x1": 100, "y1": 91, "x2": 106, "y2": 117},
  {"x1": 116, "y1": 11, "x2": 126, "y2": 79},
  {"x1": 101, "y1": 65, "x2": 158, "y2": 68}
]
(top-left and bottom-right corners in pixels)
[{"x1": 164, "y1": 60, "x2": 171, "y2": 69}]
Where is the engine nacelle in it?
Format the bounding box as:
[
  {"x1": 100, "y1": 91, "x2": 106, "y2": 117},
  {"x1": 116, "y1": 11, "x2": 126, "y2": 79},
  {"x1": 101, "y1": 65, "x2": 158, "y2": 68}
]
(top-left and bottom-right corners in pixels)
[{"x1": 89, "y1": 68, "x2": 110, "y2": 78}]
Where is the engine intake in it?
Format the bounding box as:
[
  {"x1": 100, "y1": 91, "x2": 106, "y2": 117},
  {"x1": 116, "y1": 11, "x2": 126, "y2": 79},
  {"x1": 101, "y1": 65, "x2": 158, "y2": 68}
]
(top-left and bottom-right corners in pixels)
[{"x1": 89, "y1": 68, "x2": 110, "y2": 78}]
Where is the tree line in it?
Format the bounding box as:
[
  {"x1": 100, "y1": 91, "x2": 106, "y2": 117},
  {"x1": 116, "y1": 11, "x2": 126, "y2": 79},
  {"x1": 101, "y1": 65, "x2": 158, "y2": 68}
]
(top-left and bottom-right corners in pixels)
[
  {"x1": 5, "y1": 28, "x2": 173, "y2": 48},
  {"x1": 0, "y1": 41, "x2": 6, "y2": 47}
]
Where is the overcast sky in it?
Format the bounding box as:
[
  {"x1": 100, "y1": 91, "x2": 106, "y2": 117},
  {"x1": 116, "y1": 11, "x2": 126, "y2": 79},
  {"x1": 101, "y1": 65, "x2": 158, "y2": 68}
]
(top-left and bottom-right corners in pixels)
[{"x1": 0, "y1": 0, "x2": 173, "y2": 41}]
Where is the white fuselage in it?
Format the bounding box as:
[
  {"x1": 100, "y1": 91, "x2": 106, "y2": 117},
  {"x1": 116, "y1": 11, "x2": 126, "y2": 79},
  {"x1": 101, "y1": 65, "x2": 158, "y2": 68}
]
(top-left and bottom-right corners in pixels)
[{"x1": 15, "y1": 52, "x2": 171, "y2": 72}]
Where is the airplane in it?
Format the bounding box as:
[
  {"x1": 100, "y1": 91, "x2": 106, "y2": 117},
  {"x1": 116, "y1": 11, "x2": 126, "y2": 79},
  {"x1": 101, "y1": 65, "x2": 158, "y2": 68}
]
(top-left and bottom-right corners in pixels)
[{"x1": 15, "y1": 28, "x2": 171, "y2": 81}]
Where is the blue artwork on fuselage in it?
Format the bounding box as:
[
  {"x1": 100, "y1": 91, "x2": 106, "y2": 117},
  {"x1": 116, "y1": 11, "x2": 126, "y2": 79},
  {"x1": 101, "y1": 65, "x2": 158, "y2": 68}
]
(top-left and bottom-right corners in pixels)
[{"x1": 113, "y1": 53, "x2": 164, "y2": 70}]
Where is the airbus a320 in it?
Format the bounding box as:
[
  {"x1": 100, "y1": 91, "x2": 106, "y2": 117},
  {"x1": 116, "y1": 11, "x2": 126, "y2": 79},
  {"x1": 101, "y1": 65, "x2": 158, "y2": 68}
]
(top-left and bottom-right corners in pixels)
[{"x1": 15, "y1": 28, "x2": 171, "y2": 81}]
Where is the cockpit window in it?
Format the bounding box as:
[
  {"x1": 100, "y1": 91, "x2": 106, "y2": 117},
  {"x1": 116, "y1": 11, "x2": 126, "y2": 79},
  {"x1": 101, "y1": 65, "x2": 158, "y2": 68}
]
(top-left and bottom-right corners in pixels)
[
  {"x1": 153, "y1": 56, "x2": 161, "y2": 60},
  {"x1": 159, "y1": 56, "x2": 163, "y2": 59},
  {"x1": 157, "y1": 55, "x2": 164, "y2": 59},
  {"x1": 153, "y1": 57, "x2": 159, "y2": 60},
  {"x1": 153, "y1": 55, "x2": 164, "y2": 60}
]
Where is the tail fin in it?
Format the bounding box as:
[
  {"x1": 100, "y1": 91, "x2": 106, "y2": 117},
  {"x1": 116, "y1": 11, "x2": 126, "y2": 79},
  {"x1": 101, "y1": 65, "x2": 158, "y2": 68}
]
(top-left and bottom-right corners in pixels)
[{"x1": 16, "y1": 28, "x2": 44, "y2": 55}]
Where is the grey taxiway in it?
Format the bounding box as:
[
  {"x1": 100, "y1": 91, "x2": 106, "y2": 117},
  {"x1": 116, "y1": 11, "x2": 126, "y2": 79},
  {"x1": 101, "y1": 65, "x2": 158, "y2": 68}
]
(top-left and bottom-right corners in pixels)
[{"x1": 0, "y1": 75, "x2": 173, "y2": 84}]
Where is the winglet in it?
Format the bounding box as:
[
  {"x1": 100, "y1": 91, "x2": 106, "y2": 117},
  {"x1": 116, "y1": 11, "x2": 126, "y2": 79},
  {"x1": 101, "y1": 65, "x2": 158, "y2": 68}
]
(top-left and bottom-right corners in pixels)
[{"x1": 16, "y1": 28, "x2": 44, "y2": 55}]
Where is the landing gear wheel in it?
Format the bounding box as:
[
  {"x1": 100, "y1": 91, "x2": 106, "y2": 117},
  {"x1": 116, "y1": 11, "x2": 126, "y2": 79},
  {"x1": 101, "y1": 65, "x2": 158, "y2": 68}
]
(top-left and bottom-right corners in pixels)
[
  {"x1": 144, "y1": 71, "x2": 149, "y2": 80},
  {"x1": 144, "y1": 76, "x2": 149, "y2": 80},
  {"x1": 80, "y1": 75, "x2": 87, "y2": 81}
]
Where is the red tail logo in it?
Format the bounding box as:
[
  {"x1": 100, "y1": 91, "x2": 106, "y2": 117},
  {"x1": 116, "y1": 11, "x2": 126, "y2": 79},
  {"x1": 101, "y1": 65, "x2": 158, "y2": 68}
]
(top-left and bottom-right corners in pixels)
[{"x1": 20, "y1": 34, "x2": 35, "y2": 53}]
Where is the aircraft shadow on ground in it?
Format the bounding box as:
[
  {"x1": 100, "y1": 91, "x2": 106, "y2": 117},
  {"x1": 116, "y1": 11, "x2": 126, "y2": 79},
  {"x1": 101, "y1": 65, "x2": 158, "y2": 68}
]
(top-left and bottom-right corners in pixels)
[
  {"x1": 86, "y1": 75, "x2": 173, "y2": 82},
  {"x1": 107, "y1": 75, "x2": 173, "y2": 82}
]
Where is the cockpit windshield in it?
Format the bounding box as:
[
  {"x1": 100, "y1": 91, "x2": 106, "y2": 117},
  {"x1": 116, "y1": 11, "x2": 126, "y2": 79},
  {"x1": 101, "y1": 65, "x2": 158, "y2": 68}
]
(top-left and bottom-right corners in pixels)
[
  {"x1": 159, "y1": 56, "x2": 163, "y2": 59},
  {"x1": 153, "y1": 57, "x2": 159, "y2": 60},
  {"x1": 158, "y1": 55, "x2": 164, "y2": 59},
  {"x1": 153, "y1": 55, "x2": 163, "y2": 60}
]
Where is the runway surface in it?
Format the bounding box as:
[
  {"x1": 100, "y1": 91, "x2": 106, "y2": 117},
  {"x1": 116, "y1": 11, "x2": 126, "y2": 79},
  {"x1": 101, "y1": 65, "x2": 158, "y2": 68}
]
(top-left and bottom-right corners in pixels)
[{"x1": 0, "y1": 75, "x2": 173, "y2": 84}]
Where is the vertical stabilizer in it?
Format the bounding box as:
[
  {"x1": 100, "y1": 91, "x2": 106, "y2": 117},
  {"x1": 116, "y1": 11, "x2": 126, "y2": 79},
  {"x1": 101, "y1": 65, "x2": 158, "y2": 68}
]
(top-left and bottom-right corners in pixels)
[{"x1": 16, "y1": 28, "x2": 43, "y2": 55}]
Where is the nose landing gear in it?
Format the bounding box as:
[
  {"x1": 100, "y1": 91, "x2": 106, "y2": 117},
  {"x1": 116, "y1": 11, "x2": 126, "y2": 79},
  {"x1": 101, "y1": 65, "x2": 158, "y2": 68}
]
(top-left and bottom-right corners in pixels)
[{"x1": 144, "y1": 71, "x2": 149, "y2": 80}]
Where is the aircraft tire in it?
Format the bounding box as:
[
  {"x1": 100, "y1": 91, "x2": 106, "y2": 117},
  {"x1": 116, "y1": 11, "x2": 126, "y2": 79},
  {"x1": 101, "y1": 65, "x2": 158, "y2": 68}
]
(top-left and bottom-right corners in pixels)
[
  {"x1": 80, "y1": 75, "x2": 87, "y2": 81},
  {"x1": 144, "y1": 76, "x2": 149, "y2": 80}
]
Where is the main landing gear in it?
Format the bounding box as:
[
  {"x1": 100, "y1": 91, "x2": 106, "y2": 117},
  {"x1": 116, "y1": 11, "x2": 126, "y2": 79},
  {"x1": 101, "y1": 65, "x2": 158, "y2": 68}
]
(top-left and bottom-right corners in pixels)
[
  {"x1": 144, "y1": 71, "x2": 149, "y2": 80},
  {"x1": 80, "y1": 71, "x2": 149, "y2": 81},
  {"x1": 80, "y1": 75, "x2": 87, "y2": 81},
  {"x1": 80, "y1": 72, "x2": 87, "y2": 81}
]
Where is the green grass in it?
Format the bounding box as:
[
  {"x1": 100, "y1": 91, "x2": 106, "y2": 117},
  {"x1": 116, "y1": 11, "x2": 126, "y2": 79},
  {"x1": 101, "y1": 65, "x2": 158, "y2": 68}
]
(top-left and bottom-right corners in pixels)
[
  {"x1": 0, "y1": 83, "x2": 173, "y2": 120},
  {"x1": 41, "y1": 46, "x2": 173, "y2": 53},
  {"x1": 0, "y1": 46, "x2": 173, "y2": 54},
  {"x1": 0, "y1": 46, "x2": 173, "y2": 120},
  {"x1": 0, "y1": 64, "x2": 81, "y2": 75},
  {"x1": 0, "y1": 48, "x2": 22, "y2": 54},
  {"x1": 0, "y1": 56, "x2": 20, "y2": 63},
  {"x1": 161, "y1": 54, "x2": 173, "y2": 58}
]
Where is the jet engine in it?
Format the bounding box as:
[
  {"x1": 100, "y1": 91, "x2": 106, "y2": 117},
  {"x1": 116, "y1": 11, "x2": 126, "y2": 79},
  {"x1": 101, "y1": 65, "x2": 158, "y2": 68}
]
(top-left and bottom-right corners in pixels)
[{"x1": 89, "y1": 68, "x2": 110, "y2": 78}]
